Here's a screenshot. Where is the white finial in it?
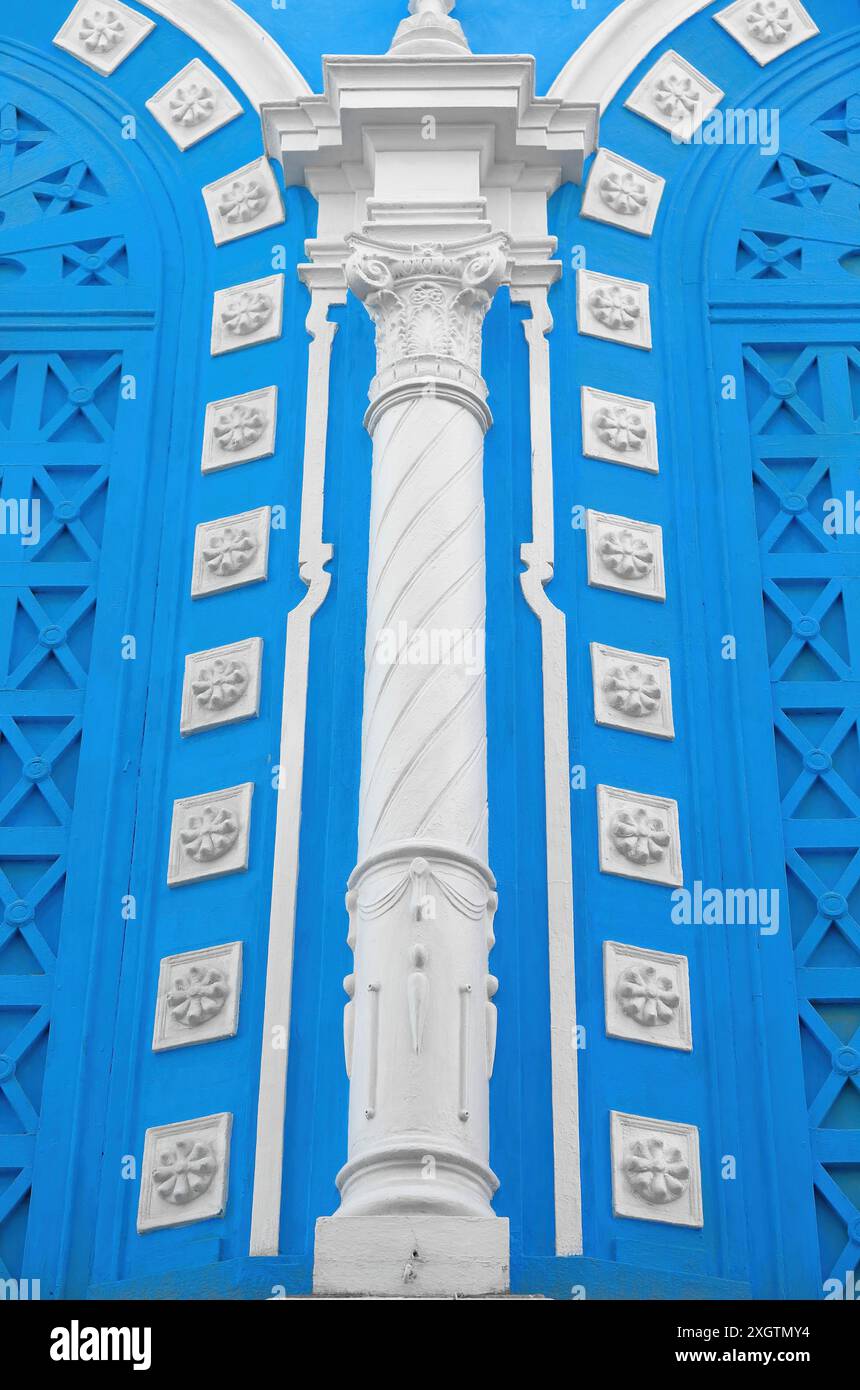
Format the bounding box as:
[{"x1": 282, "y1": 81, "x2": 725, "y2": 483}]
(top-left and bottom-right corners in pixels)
[{"x1": 388, "y1": 0, "x2": 471, "y2": 56}]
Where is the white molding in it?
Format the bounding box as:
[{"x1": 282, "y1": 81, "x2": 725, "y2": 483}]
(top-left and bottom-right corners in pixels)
[
  {"x1": 511, "y1": 285, "x2": 582, "y2": 1257},
  {"x1": 590, "y1": 641, "x2": 674, "y2": 740},
  {"x1": 577, "y1": 270, "x2": 652, "y2": 351},
  {"x1": 549, "y1": 0, "x2": 715, "y2": 110},
  {"x1": 140, "y1": 0, "x2": 311, "y2": 109},
  {"x1": 624, "y1": 51, "x2": 724, "y2": 142},
  {"x1": 610, "y1": 1111, "x2": 702, "y2": 1227},
  {"x1": 603, "y1": 941, "x2": 691, "y2": 1050},
  {"x1": 581, "y1": 386, "x2": 658, "y2": 473},
  {"x1": 145, "y1": 57, "x2": 243, "y2": 150},
  {"x1": 597, "y1": 784, "x2": 683, "y2": 888},
  {"x1": 167, "y1": 782, "x2": 253, "y2": 887},
  {"x1": 54, "y1": 1, "x2": 154, "y2": 76},
  {"x1": 586, "y1": 509, "x2": 665, "y2": 602},
  {"x1": 201, "y1": 386, "x2": 278, "y2": 473},
  {"x1": 137, "y1": 1112, "x2": 232, "y2": 1232},
  {"x1": 180, "y1": 636, "x2": 263, "y2": 736},
  {"x1": 714, "y1": 0, "x2": 819, "y2": 66},
  {"x1": 152, "y1": 941, "x2": 243, "y2": 1050},
  {"x1": 250, "y1": 286, "x2": 344, "y2": 1258},
  {"x1": 580, "y1": 149, "x2": 665, "y2": 239}
]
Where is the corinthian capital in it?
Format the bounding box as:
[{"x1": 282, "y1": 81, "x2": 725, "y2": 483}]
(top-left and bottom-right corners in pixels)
[{"x1": 346, "y1": 234, "x2": 509, "y2": 426}]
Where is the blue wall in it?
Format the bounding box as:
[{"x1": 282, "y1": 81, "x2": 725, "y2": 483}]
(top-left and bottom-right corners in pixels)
[{"x1": 0, "y1": 0, "x2": 857, "y2": 1300}]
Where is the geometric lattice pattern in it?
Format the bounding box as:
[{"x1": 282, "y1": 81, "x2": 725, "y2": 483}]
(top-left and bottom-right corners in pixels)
[
  {"x1": 0, "y1": 93, "x2": 125, "y2": 1279},
  {"x1": 744, "y1": 333, "x2": 860, "y2": 1289}
]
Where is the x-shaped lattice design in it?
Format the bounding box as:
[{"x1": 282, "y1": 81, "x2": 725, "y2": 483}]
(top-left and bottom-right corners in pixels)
[
  {"x1": 816, "y1": 92, "x2": 860, "y2": 150},
  {"x1": 0, "y1": 101, "x2": 50, "y2": 176},
  {"x1": 744, "y1": 346, "x2": 826, "y2": 435},
  {"x1": 811, "y1": 1160, "x2": 860, "y2": 1286},
  {"x1": 0, "y1": 856, "x2": 63, "y2": 976},
  {"x1": 21, "y1": 461, "x2": 109, "y2": 562},
  {"x1": 737, "y1": 231, "x2": 804, "y2": 279},
  {"x1": 786, "y1": 846, "x2": 860, "y2": 968},
  {"x1": 757, "y1": 154, "x2": 844, "y2": 211},
  {"x1": 61, "y1": 238, "x2": 127, "y2": 286},
  {"x1": 775, "y1": 708, "x2": 860, "y2": 819},
  {"x1": 4, "y1": 588, "x2": 95, "y2": 690},
  {"x1": 0, "y1": 351, "x2": 122, "y2": 445},
  {"x1": 0, "y1": 716, "x2": 81, "y2": 829},
  {"x1": 763, "y1": 578, "x2": 850, "y2": 681},
  {"x1": 752, "y1": 455, "x2": 831, "y2": 554}
]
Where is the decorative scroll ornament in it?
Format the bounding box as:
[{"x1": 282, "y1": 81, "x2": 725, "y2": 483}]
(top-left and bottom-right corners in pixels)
[
  {"x1": 153, "y1": 1138, "x2": 216, "y2": 1205},
  {"x1": 221, "y1": 290, "x2": 273, "y2": 337},
  {"x1": 602, "y1": 662, "x2": 662, "y2": 717},
  {"x1": 588, "y1": 284, "x2": 641, "y2": 331},
  {"x1": 593, "y1": 405, "x2": 647, "y2": 452},
  {"x1": 167, "y1": 965, "x2": 229, "y2": 1028},
  {"x1": 653, "y1": 73, "x2": 701, "y2": 122},
  {"x1": 746, "y1": 1, "x2": 793, "y2": 42},
  {"x1": 180, "y1": 805, "x2": 240, "y2": 863},
  {"x1": 192, "y1": 657, "x2": 249, "y2": 712},
  {"x1": 217, "y1": 177, "x2": 270, "y2": 225},
  {"x1": 79, "y1": 6, "x2": 125, "y2": 52},
  {"x1": 203, "y1": 526, "x2": 257, "y2": 577},
  {"x1": 599, "y1": 170, "x2": 649, "y2": 216},
  {"x1": 169, "y1": 82, "x2": 216, "y2": 127},
  {"x1": 346, "y1": 236, "x2": 509, "y2": 381},
  {"x1": 623, "y1": 1136, "x2": 690, "y2": 1205},
  {"x1": 214, "y1": 403, "x2": 266, "y2": 452},
  {"x1": 616, "y1": 964, "x2": 680, "y2": 1027},
  {"x1": 611, "y1": 807, "x2": 670, "y2": 866},
  {"x1": 599, "y1": 528, "x2": 654, "y2": 580}
]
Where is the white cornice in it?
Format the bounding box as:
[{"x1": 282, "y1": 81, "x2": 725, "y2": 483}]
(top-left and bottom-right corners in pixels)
[
  {"x1": 548, "y1": 0, "x2": 713, "y2": 110},
  {"x1": 141, "y1": 0, "x2": 311, "y2": 109}
]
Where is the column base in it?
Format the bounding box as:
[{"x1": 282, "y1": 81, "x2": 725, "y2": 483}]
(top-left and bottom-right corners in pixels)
[{"x1": 313, "y1": 1215, "x2": 510, "y2": 1298}]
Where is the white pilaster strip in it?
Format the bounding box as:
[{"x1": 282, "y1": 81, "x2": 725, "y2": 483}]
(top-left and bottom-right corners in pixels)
[
  {"x1": 511, "y1": 285, "x2": 583, "y2": 1256},
  {"x1": 250, "y1": 285, "x2": 345, "y2": 1257}
]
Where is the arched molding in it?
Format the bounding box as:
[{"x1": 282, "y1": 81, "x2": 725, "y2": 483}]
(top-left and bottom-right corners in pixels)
[
  {"x1": 548, "y1": 0, "x2": 713, "y2": 109},
  {"x1": 141, "y1": 0, "x2": 311, "y2": 108}
]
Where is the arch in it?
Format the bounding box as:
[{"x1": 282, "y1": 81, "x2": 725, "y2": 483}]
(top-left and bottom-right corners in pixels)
[
  {"x1": 142, "y1": 0, "x2": 311, "y2": 108},
  {"x1": 548, "y1": 0, "x2": 713, "y2": 108}
]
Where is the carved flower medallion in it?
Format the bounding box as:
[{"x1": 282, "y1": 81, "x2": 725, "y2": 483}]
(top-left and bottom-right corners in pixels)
[
  {"x1": 593, "y1": 405, "x2": 647, "y2": 452},
  {"x1": 616, "y1": 964, "x2": 680, "y2": 1027},
  {"x1": 213, "y1": 403, "x2": 266, "y2": 452},
  {"x1": 611, "y1": 807, "x2": 670, "y2": 865},
  {"x1": 180, "y1": 806, "x2": 240, "y2": 863},
  {"x1": 603, "y1": 662, "x2": 662, "y2": 717},
  {"x1": 169, "y1": 81, "x2": 216, "y2": 127},
  {"x1": 167, "y1": 965, "x2": 229, "y2": 1028},
  {"x1": 598, "y1": 528, "x2": 654, "y2": 580},
  {"x1": 599, "y1": 170, "x2": 649, "y2": 216},
  {"x1": 217, "y1": 178, "x2": 270, "y2": 225},
  {"x1": 153, "y1": 1137, "x2": 216, "y2": 1205},
  {"x1": 202, "y1": 526, "x2": 257, "y2": 577},
  {"x1": 191, "y1": 658, "x2": 249, "y2": 712},
  {"x1": 588, "y1": 285, "x2": 641, "y2": 331},
  {"x1": 746, "y1": 0, "x2": 793, "y2": 42},
  {"x1": 79, "y1": 6, "x2": 125, "y2": 52},
  {"x1": 653, "y1": 73, "x2": 701, "y2": 121},
  {"x1": 624, "y1": 1136, "x2": 690, "y2": 1205},
  {"x1": 221, "y1": 291, "x2": 273, "y2": 336}
]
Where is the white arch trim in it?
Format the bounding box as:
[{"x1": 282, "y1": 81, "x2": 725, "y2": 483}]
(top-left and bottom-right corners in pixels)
[
  {"x1": 549, "y1": 0, "x2": 714, "y2": 109},
  {"x1": 142, "y1": 0, "x2": 311, "y2": 108}
]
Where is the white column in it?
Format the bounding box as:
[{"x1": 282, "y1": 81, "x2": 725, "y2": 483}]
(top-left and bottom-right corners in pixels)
[{"x1": 314, "y1": 233, "x2": 511, "y2": 1295}]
